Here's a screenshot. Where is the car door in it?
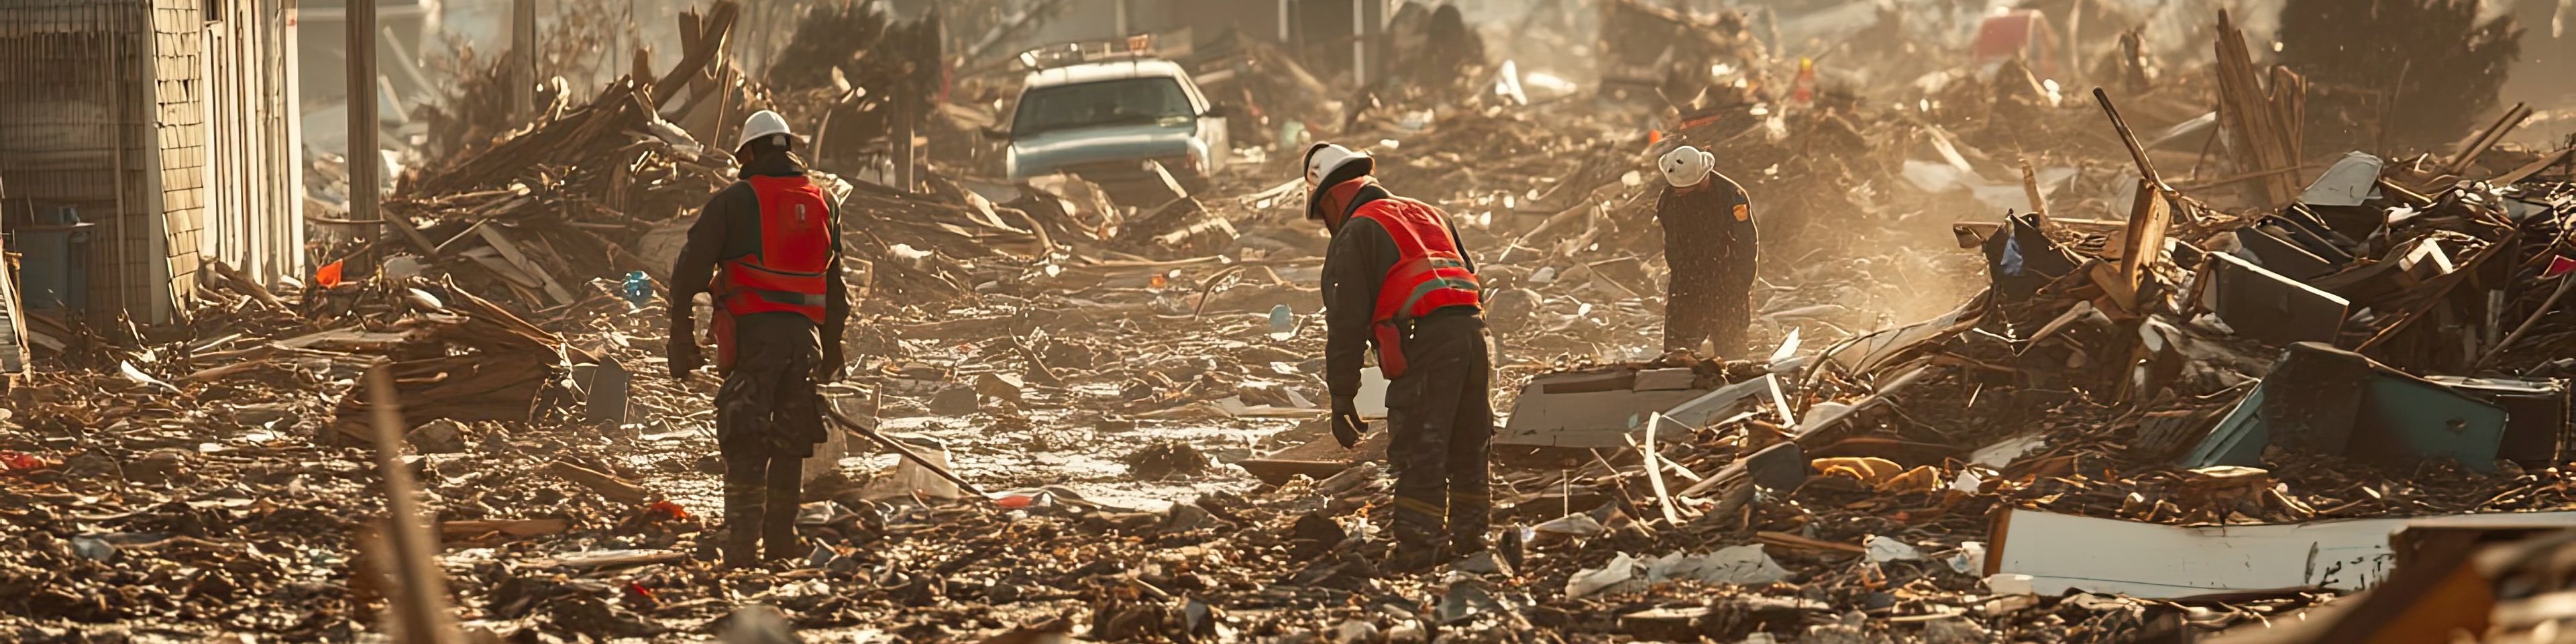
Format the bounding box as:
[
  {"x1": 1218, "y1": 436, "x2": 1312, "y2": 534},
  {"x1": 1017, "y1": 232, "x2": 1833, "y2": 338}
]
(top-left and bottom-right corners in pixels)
[{"x1": 1179, "y1": 75, "x2": 1228, "y2": 173}]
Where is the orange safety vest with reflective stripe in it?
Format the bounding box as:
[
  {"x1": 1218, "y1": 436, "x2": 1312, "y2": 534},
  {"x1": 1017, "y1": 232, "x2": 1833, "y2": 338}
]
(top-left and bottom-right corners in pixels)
[
  {"x1": 708, "y1": 175, "x2": 833, "y2": 370},
  {"x1": 1349, "y1": 195, "x2": 1480, "y2": 378}
]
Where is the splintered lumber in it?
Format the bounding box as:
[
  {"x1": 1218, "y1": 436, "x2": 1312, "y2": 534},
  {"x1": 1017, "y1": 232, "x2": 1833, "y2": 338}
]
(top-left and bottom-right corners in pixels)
[
  {"x1": 202, "y1": 259, "x2": 289, "y2": 312},
  {"x1": 2214, "y1": 9, "x2": 2306, "y2": 207},
  {"x1": 2445, "y1": 102, "x2": 2533, "y2": 176},
  {"x1": 360, "y1": 366, "x2": 468, "y2": 644},
  {"x1": 439, "y1": 518, "x2": 570, "y2": 537},
  {"x1": 547, "y1": 460, "x2": 655, "y2": 505},
  {"x1": 329, "y1": 283, "x2": 585, "y2": 437},
  {"x1": 1756, "y1": 531, "x2": 1866, "y2": 555},
  {"x1": 649, "y1": 1, "x2": 739, "y2": 107},
  {"x1": 2119, "y1": 178, "x2": 2171, "y2": 313}
]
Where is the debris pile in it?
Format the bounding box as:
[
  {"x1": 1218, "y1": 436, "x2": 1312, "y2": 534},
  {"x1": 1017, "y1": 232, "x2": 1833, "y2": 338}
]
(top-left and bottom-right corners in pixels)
[{"x1": 4, "y1": 1, "x2": 2575, "y2": 643}]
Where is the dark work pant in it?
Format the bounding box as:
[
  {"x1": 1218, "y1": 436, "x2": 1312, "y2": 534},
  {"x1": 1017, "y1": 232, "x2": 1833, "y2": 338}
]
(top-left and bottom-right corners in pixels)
[
  {"x1": 1666, "y1": 258, "x2": 1756, "y2": 357},
  {"x1": 1384, "y1": 314, "x2": 1495, "y2": 553},
  {"x1": 723, "y1": 452, "x2": 803, "y2": 564},
  {"x1": 714, "y1": 313, "x2": 828, "y2": 565}
]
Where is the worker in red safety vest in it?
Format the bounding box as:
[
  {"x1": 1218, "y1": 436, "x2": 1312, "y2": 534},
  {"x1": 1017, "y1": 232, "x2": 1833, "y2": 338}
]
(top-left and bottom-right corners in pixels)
[
  {"x1": 666, "y1": 110, "x2": 851, "y2": 568},
  {"x1": 1304, "y1": 142, "x2": 1496, "y2": 573}
]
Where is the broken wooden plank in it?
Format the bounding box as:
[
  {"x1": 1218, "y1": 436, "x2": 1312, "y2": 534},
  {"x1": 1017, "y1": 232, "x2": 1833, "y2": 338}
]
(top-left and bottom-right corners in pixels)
[
  {"x1": 2491, "y1": 146, "x2": 2576, "y2": 186},
  {"x1": 547, "y1": 460, "x2": 655, "y2": 505},
  {"x1": 2213, "y1": 9, "x2": 2306, "y2": 207},
  {"x1": 649, "y1": 1, "x2": 740, "y2": 107},
  {"x1": 1756, "y1": 531, "x2": 1866, "y2": 555},
  {"x1": 360, "y1": 365, "x2": 470, "y2": 644},
  {"x1": 439, "y1": 518, "x2": 570, "y2": 538},
  {"x1": 2118, "y1": 178, "x2": 2171, "y2": 313},
  {"x1": 203, "y1": 259, "x2": 290, "y2": 312},
  {"x1": 475, "y1": 225, "x2": 576, "y2": 306},
  {"x1": 2445, "y1": 102, "x2": 2533, "y2": 176}
]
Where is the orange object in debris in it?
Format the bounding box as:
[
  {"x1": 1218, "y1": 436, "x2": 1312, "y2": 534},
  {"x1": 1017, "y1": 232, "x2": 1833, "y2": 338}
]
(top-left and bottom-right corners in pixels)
[
  {"x1": 646, "y1": 500, "x2": 690, "y2": 521},
  {"x1": 1792, "y1": 58, "x2": 1816, "y2": 105},
  {"x1": 0, "y1": 451, "x2": 50, "y2": 472},
  {"x1": 1648, "y1": 129, "x2": 1662, "y2": 144},
  {"x1": 314, "y1": 260, "x2": 345, "y2": 288},
  {"x1": 2546, "y1": 255, "x2": 2576, "y2": 279}
]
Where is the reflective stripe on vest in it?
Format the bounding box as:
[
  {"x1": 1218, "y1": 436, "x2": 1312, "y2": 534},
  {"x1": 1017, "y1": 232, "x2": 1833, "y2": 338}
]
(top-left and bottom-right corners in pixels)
[
  {"x1": 712, "y1": 174, "x2": 833, "y2": 323},
  {"x1": 1352, "y1": 197, "x2": 1481, "y2": 325},
  {"x1": 1350, "y1": 195, "x2": 1479, "y2": 379}
]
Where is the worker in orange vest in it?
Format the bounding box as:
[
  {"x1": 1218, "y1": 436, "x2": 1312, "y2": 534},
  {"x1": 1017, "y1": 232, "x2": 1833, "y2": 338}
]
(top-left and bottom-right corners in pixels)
[
  {"x1": 1305, "y1": 142, "x2": 1495, "y2": 573},
  {"x1": 666, "y1": 110, "x2": 850, "y2": 568}
]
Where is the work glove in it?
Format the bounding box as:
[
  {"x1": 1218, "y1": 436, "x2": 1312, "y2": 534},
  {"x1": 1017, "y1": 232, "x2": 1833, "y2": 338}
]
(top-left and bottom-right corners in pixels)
[
  {"x1": 667, "y1": 319, "x2": 704, "y2": 380},
  {"x1": 817, "y1": 343, "x2": 845, "y2": 382},
  {"x1": 1331, "y1": 401, "x2": 1366, "y2": 449}
]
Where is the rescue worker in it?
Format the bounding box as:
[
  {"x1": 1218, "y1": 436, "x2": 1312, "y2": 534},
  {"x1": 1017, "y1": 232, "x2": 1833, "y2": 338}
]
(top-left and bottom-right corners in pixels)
[
  {"x1": 1305, "y1": 142, "x2": 1495, "y2": 572},
  {"x1": 665, "y1": 110, "x2": 850, "y2": 568},
  {"x1": 1654, "y1": 145, "x2": 1758, "y2": 357}
]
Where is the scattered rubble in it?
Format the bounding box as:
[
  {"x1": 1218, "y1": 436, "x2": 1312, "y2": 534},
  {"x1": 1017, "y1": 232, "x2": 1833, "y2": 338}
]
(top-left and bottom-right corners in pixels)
[{"x1": 3, "y1": 1, "x2": 2573, "y2": 643}]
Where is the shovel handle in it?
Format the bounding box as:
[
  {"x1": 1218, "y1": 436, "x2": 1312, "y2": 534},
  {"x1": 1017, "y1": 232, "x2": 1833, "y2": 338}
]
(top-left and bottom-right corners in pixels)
[{"x1": 818, "y1": 390, "x2": 991, "y2": 499}]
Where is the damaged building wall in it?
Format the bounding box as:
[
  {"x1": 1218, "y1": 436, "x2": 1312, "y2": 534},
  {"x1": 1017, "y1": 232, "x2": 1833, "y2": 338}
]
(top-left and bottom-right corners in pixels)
[{"x1": 0, "y1": 0, "x2": 300, "y2": 326}]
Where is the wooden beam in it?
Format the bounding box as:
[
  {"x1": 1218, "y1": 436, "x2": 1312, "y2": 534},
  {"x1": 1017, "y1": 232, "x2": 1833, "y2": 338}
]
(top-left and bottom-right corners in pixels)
[
  {"x1": 2118, "y1": 178, "x2": 2170, "y2": 315},
  {"x1": 346, "y1": 0, "x2": 385, "y2": 261},
  {"x1": 362, "y1": 366, "x2": 467, "y2": 644},
  {"x1": 649, "y1": 1, "x2": 740, "y2": 108},
  {"x1": 474, "y1": 226, "x2": 574, "y2": 306},
  {"x1": 547, "y1": 460, "x2": 655, "y2": 505},
  {"x1": 511, "y1": 0, "x2": 537, "y2": 121}
]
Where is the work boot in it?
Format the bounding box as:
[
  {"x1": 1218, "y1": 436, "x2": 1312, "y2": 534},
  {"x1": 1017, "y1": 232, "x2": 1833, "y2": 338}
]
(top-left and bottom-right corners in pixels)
[
  {"x1": 761, "y1": 500, "x2": 802, "y2": 561},
  {"x1": 1382, "y1": 512, "x2": 1452, "y2": 575},
  {"x1": 1449, "y1": 492, "x2": 1492, "y2": 556},
  {"x1": 1450, "y1": 530, "x2": 1488, "y2": 557},
  {"x1": 720, "y1": 464, "x2": 770, "y2": 569},
  {"x1": 720, "y1": 526, "x2": 761, "y2": 570},
  {"x1": 1382, "y1": 540, "x2": 1452, "y2": 575},
  {"x1": 761, "y1": 455, "x2": 804, "y2": 561}
]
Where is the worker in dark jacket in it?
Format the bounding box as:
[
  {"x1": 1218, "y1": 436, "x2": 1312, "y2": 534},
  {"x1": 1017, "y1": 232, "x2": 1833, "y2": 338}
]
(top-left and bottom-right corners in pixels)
[
  {"x1": 1654, "y1": 145, "x2": 1758, "y2": 357},
  {"x1": 1305, "y1": 142, "x2": 1495, "y2": 573},
  {"x1": 666, "y1": 110, "x2": 851, "y2": 568}
]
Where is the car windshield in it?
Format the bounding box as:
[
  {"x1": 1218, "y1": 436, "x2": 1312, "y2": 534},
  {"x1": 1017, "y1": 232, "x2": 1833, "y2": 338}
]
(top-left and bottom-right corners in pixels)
[{"x1": 1011, "y1": 76, "x2": 1194, "y2": 138}]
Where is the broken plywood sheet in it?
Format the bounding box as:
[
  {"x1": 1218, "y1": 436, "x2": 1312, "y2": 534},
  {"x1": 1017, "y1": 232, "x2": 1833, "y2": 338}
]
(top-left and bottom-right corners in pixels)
[
  {"x1": 1988, "y1": 507, "x2": 2576, "y2": 598},
  {"x1": 1500, "y1": 369, "x2": 1708, "y2": 448}
]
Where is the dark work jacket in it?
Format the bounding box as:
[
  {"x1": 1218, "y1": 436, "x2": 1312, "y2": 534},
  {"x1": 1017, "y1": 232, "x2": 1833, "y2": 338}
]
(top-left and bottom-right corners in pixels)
[
  {"x1": 668, "y1": 153, "x2": 853, "y2": 345},
  {"x1": 1656, "y1": 170, "x2": 1757, "y2": 289},
  {"x1": 1321, "y1": 183, "x2": 1479, "y2": 409}
]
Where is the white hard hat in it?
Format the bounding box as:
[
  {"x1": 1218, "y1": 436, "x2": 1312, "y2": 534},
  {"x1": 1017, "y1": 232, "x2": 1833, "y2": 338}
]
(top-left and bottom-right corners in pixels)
[
  {"x1": 1303, "y1": 142, "x2": 1374, "y2": 189},
  {"x1": 1658, "y1": 146, "x2": 1716, "y2": 188},
  {"x1": 738, "y1": 110, "x2": 796, "y2": 151},
  {"x1": 1303, "y1": 142, "x2": 1376, "y2": 221}
]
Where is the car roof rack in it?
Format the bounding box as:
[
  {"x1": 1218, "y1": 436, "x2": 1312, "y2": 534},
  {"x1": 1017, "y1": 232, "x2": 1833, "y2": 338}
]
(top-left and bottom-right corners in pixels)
[{"x1": 1018, "y1": 34, "x2": 1159, "y2": 70}]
